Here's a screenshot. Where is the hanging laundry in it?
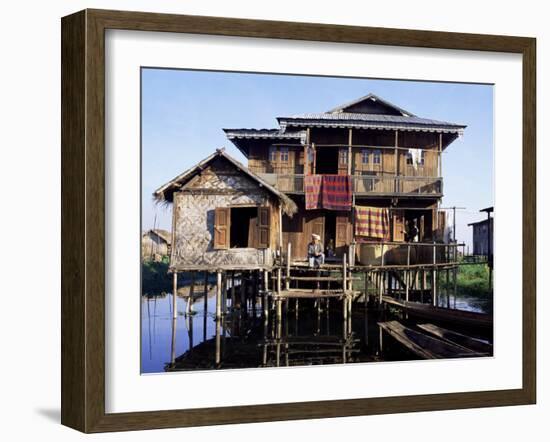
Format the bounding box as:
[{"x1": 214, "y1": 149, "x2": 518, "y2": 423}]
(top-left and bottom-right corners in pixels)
[
  {"x1": 304, "y1": 175, "x2": 322, "y2": 210},
  {"x1": 354, "y1": 206, "x2": 390, "y2": 240},
  {"x1": 408, "y1": 148, "x2": 423, "y2": 170},
  {"x1": 322, "y1": 175, "x2": 352, "y2": 211},
  {"x1": 444, "y1": 210, "x2": 454, "y2": 244}
]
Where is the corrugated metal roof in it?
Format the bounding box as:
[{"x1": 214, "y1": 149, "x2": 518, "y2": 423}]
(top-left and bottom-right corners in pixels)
[
  {"x1": 328, "y1": 93, "x2": 416, "y2": 116},
  {"x1": 277, "y1": 112, "x2": 465, "y2": 134},
  {"x1": 277, "y1": 112, "x2": 466, "y2": 128},
  {"x1": 223, "y1": 128, "x2": 306, "y2": 141}
]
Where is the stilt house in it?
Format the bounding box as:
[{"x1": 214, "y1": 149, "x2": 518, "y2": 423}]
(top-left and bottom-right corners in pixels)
[
  {"x1": 155, "y1": 93, "x2": 465, "y2": 271},
  {"x1": 141, "y1": 229, "x2": 171, "y2": 261},
  {"x1": 224, "y1": 93, "x2": 466, "y2": 264}
]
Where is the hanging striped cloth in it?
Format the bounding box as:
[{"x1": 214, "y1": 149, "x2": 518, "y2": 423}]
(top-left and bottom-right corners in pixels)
[
  {"x1": 354, "y1": 206, "x2": 390, "y2": 240},
  {"x1": 304, "y1": 175, "x2": 322, "y2": 210},
  {"x1": 322, "y1": 175, "x2": 352, "y2": 211}
]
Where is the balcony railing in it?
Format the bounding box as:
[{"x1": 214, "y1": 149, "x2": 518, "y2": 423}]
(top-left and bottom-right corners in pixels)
[{"x1": 258, "y1": 173, "x2": 442, "y2": 196}]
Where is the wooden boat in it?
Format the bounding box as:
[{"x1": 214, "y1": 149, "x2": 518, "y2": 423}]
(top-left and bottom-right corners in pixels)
[
  {"x1": 382, "y1": 296, "x2": 492, "y2": 329},
  {"x1": 417, "y1": 323, "x2": 492, "y2": 354},
  {"x1": 378, "y1": 321, "x2": 487, "y2": 359}
]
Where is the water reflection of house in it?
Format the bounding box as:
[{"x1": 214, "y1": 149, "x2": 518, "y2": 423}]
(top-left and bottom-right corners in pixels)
[
  {"x1": 154, "y1": 93, "x2": 465, "y2": 271},
  {"x1": 141, "y1": 229, "x2": 171, "y2": 261}
]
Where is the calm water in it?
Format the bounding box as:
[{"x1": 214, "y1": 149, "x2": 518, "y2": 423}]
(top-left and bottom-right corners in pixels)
[{"x1": 141, "y1": 284, "x2": 492, "y2": 374}]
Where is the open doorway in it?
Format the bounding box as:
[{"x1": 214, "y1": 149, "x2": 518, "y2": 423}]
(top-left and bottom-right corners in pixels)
[
  {"x1": 230, "y1": 207, "x2": 257, "y2": 248},
  {"x1": 315, "y1": 147, "x2": 339, "y2": 174},
  {"x1": 403, "y1": 209, "x2": 433, "y2": 242}
]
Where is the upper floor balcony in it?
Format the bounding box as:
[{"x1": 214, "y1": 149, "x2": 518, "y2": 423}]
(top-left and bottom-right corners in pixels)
[{"x1": 258, "y1": 173, "x2": 443, "y2": 197}]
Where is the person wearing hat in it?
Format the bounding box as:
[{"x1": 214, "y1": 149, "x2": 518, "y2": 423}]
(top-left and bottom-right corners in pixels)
[{"x1": 308, "y1": 233, "x2": 325, "y2": 268}]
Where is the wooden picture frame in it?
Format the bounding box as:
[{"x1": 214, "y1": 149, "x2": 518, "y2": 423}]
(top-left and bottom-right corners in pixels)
[{"x1": 61, "y1": 9, "x2": 536, "y2": 433}]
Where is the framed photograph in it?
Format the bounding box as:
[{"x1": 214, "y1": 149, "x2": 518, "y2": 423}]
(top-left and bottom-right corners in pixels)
[{"x1": 61, "y1": 9, "x2": 536, "y2": 433}]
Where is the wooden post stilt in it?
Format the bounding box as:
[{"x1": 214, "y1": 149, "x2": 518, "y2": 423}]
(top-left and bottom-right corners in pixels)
[
  {"x1": 263, "y1": 270, "x2": 269, "y2": 317},
  {"x1": 286, "y1": 242, "x2": 291, "y2": 291},
  {"x1": 342, "y1": 318, "x2": 348, "y2": 364},
  {"x1": 406, "y1": 244, "x2": 411, "y2": 302},
  {"x1": 172, "y1": 271, "x2": 178, "y2": 319},
  {"x1": 240, "y1": 271, "x2": 246, "y2": 312},
  {"x1": 186, "y1": 271, "x2": 195, "y2": 315},
  {"x1": 276, "y1": 316, "x2": 282, "y2": 367},
  {"x1": 231, "y1": 271, "x2": 235, "y2": 309},
  {"x1": 446, "y1": 268, "x2": 450, "y2": 308},
  {"x1": 432, "y1": 242, "x2": 437, "y2": 306},
  {"x1": 252, "y1": 271, "x2": 258, "y2": 316},
  {"x1": 170, "y1": 318, "x2": 177, "y2": 366},
  {"x1": 364, "y1": 271, "x2": 369, "y2": 307},
  {"x1": 343, "y1": 297, "x2": 348, "y2": 322},
  {"x1": 215, "y1": 315, "x2": 221, "y2": 366},
  {"x1": 343, "y1": 253, "x2": 348, "y2": 293},
  {"x1": 203, "y1": 271, "x2": 208, "y2": 341},
  {"x1": 453, "y1": 244, "x2": 458, "y2": 309},
  {"x1": 187, "y1": 315, "x2": 194, "y2": 350},
  {"x1": 216, "y1": 271, "x2": 222, "y2": 320},
  {"x1": 421, "y1": 268, "x2": 426, "y2": 304},
  {"x1": 378, "y1": 272, "x2": 383, "y2": 305}
]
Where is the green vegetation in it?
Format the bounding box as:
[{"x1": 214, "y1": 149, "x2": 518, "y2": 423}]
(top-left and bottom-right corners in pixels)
[
  {"x1": 142, "y1": 260, "x2": 172, "y2": 295},
  {"x1": 444, "y1": 263, "x2": 492, "y2": 298}
]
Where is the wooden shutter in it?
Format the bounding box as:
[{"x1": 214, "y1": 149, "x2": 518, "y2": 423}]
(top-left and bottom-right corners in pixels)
[
  {"x1": 335, "y1": 214, "x2": 351, "y2": 249},
  {"x1": 338, "y1": 148, "x2": 348, "y2": 175},
  {"x1": 214, "y1": 207, "x2": 230, "y2": 249},
  {"x1": 393, "y1": 210, "x2": 405, "y2": 242},
  {"x1": 311, "y1": 214, "x2": 324, "y2": 239},
  {"x1": 257, "y1": 206, "x2": 270, "y2": 248}
]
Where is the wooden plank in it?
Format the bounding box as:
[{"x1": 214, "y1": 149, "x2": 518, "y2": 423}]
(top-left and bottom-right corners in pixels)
[
  {"x1": 282, "y1": 276, "x2": 361, "y2": 282},
  {"x1": 274, "y1": 289, "x2": 360, "y2": 299}
]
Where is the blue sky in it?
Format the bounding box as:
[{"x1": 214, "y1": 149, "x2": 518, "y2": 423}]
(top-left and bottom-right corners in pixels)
[{"x1": 142, "y1": 69, "x2": 493, "y2": 251}]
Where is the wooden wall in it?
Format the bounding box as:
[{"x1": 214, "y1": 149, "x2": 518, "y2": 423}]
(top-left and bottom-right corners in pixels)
[
  {"x1": 170, "y1": 159, "x2": 280, "y2": 270},
  {"x1": 246, "y1": 128, "x2": 441, "y2": 177}
]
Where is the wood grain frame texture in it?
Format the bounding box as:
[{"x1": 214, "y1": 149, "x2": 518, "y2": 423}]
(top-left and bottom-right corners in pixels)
[{"x1": 61, "y1": 8, "x2": 537, "y2": 433}]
